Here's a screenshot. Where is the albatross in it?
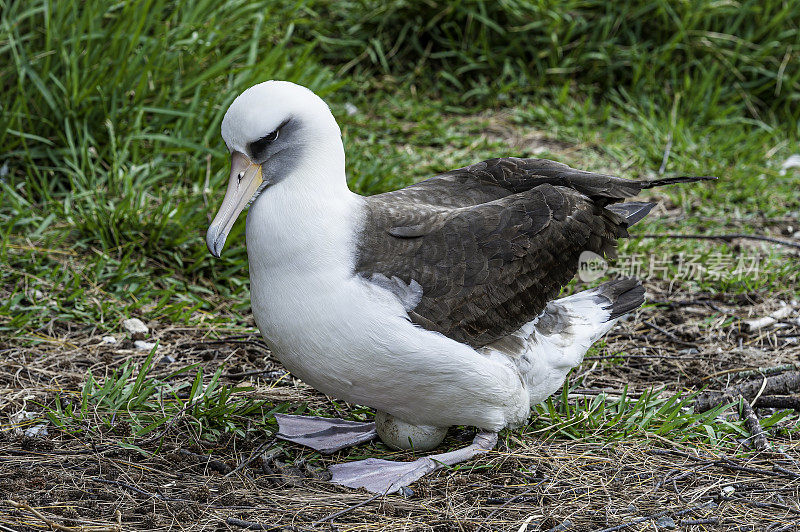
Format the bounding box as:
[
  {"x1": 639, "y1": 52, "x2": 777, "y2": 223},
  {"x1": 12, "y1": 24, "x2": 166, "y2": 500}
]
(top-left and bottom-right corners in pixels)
[{"x1": 206, "y1": 80, "x2": 714, "y2": 494}]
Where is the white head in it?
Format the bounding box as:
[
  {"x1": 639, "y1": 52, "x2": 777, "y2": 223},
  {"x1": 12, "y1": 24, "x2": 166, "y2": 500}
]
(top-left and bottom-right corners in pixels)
[{"x1": 206, "y1": 81, "x2": 345, "y2": 257}]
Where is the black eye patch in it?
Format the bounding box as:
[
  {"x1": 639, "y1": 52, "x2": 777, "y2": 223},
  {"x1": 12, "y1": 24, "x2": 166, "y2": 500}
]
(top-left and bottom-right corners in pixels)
[{"x1": 248, "y1": 119, "x2": 290, "y2": 161}]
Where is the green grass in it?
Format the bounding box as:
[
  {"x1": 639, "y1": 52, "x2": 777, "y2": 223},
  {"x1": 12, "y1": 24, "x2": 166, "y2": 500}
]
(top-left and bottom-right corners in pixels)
[
  {"x1": 43, "y1": 346, "x2": 283, "y2": 447},
  {"x1": 529, "y1": 382, "x2": 798, "y2": 451},
  {"x1": 26, "y1": 351, "x2": 798, "y2": 457},
  {"x1": 1, "y1": 0, "x2": 339, "y2": 334},
  {"x1": 311, "y1": 0, "x2": 800, "y2": 122},
  {"x1": 3, "y1": 0, "x2": 798, "y2": 341},
  {"x1": 2, "y1": 0, "x2": 800, "y2": 467}
]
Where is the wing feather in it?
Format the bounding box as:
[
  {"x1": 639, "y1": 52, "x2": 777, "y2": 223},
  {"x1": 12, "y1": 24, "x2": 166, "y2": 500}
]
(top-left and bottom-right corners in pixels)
[{"x1": 355, "y1": 157, "x2": 711, "y2": 347}]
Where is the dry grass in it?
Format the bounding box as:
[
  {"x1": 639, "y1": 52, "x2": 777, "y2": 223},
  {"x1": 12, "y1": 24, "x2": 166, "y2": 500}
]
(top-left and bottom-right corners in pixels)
[
  {"x1": 2, "y1": 434, "x2": 798, "y2": 531},
  {"x1": 2, "y1": 282, "x2": 800, "y2": 531}
]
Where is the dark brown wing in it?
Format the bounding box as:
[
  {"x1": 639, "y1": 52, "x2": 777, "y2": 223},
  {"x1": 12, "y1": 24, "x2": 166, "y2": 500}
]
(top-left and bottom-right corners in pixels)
[
  {"x1": 381, "y1": 157, "x2": 711, "y2": 208},
  {"x1": 355, "y1": 157, "x2": 713, "y2": 348}
]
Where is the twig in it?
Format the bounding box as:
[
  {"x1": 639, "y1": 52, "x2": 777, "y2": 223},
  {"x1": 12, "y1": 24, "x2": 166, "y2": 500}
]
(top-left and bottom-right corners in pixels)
[
  {"x1": 92, "y1": 478, "x2": 191, "y2": 503},
  {"x1": 312, "y1": 494, "x2": 381, "y2": 525},
  {"x1": 181, "y1": 337, "x2": 270, "y2": 351},
  {"x1": 225, "y1": 518, "x2": 268, "y2": 530},
  {"x1": 737, "y1": 394, "x2": 771, "y2": 452},
  {"x1": 605, "y1": 331, "x2": 707, "y2": 353},
  {"x1": 483, "y1": 494, "x2": 540, "y2": 504},
  {"x1": 646, "y1": 449, "x2": 795, "y2": 479},
  {"x1": 225, "y1": 369, "x2": 288, "y2": 380},
  {"x1": 750, "y1": 375, "x2": 770, "y2": 407},
  {"x1": 592, "y1": 503, "x2": 713, "y2": 532},
  {"x1": 774, "y1": 465, "x2": 800, "y2": 479},
  {"x1": 695, "y1": 372, "x2": 800, "y2": 412},
  {"x1": 225, "y1": 438, "x2": 277, "y2": 478},
  {"x1": 649, "y1": 296, "x2": 712, "y2": 307},
  {"x1": 4, "y1": 499, "x2": 119, "y2": 532},
  {"x1": 768, "y1": 525, "x2": 800, "y2": 532},
  {"x1": 92, "y1": 480, "x2": 260, "y2": 511},
  {"x1": 225, "y1": 517, "x2": 270, "y2": 530},
  {"x1": 592, "y1": 510, "x2": 671, "y2": 532},
  {"x1": 652, "y1": 463, "x2": 714, "y2": 490},
  {"x1": 642, "y1": 320, "x2": 697, "y2": 347},
  {"x1": 544, "y1": 520, "x2": 574, "y2": 532},
  {"x1": 714, "y1": 495, "x2": 800, "y2": 515},
  {"x1": 702, "y1": 363, "x2": 799, "y2": 381},
  {"x1": 178, "y1": 449, "x2": 232, "y2": 474},
  {"x1": 754, "y1": 395, "x2": 800, "y2": 410},
  {"x1": 585, "y1": 353, "x2": 706, "y2": 361},
  {"x1": 482, "y1": 485, "x2": 541, "y2": 525},
  {"x1": 744, "y1": 304, "x2": 796, "y2": 331},
  {"x1": 716, "y1": 459, "x2": 783, "y2": 477},
  {"x1": 638, "y1": 232, "x2": 800, "y2": 250}
]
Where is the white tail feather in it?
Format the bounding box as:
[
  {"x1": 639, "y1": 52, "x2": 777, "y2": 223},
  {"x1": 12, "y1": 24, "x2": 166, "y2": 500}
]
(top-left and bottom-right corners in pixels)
[{"x1": 482, "y1": 282, "x2": 641, "y2": 409}]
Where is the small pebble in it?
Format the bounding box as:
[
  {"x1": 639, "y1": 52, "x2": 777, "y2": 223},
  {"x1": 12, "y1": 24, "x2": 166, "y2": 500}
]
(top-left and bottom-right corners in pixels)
[
  {"x1": 101, "y1": 336, "x2": 117, "y2": 344},
  {"x1": 13, "y1": 412, "x2": 48, "y2": 438},
  {"x1": 157, "y1": 355, "x2": 176, "y2": 366},
  {"x1": 134, "y1": 340, "x2": 157, "y2": 351},
  {"x1": 12, "y1": 411, "x2": 36, "y2": 433},
  {"x1": 344, "y1": 102, "x2": 358, "y2": 116},
  {"x1": 779, "y1": 154, "x2": 800, "y2": 175},
  {"x1": 655, "y1": 516, "x2": 676, "y2": 529},
  {"x1": 122, "y1": 318, "x2": 148, "y2": 340},
  {"x1": 24, "y1": 424, "x2": 49, "y2": 438},
  {"x1": 545, "y1": 519, "x2": 573, "y2": 532},
  {"x1": 722, "y1": 485, "x2": 735, "y2": 495}
]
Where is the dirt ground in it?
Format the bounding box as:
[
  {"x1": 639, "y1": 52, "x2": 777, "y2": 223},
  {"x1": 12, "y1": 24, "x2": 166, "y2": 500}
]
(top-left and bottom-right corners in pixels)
[{"x1": 2, "y1": 281, "x2": 800, "y2": 531}]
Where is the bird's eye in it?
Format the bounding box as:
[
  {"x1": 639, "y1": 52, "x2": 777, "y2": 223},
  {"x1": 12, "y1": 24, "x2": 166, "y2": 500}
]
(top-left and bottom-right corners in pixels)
[
  {"x1": 248, "y1": 120, "x2": 288, "y2": 162},
  {"x1": 249, "y1": 132, "x2": 276, "y2": 159}
]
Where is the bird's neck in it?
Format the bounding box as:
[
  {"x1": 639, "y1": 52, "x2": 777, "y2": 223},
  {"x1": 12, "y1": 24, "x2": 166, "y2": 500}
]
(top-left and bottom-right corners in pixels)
[{"x1": 244, "y1": 140, "x2": 362, "y2": 279}]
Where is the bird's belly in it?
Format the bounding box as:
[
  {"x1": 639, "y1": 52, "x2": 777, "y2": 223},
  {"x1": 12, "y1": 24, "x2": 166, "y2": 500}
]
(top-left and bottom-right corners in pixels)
[
  {"x1": 250, "y1": 273, "x2": 402, "y2": 395},
  {"x1": 248, "y1": 271, "x2": 529, "y2": 430}
]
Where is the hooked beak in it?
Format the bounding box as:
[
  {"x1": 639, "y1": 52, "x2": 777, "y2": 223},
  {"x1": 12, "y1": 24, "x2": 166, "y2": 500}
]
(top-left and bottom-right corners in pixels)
[{"x1": 206, "y1": 151, "x2": 264, "y2": 257}]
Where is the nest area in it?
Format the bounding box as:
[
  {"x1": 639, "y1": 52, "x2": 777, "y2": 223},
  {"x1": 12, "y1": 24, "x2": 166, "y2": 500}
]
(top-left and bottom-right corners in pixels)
[{"x1": 1, "y1": 282, "x2": 799, "y2": 531}]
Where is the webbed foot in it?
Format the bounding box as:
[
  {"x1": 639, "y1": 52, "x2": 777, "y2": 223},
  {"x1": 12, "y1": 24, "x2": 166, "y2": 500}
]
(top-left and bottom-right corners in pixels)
[
  {"x1": 274, "y1": 413, "x2": 377, "y2": 454},
  {"x1": 329, "y1": 432, "x2": 498, "y2": 494}
]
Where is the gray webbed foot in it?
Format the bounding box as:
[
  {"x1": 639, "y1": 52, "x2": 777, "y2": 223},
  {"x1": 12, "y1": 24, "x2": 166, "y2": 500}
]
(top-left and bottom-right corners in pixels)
[
  {"x1": 274, "y1": 413, "x2": 377, "y2": 454},
  {"x1": 274, "y1": 413, "x2": 498, "y2": 494},
  {"x1": 329, "y1": 432, "x2": 498, "y2": 494}
]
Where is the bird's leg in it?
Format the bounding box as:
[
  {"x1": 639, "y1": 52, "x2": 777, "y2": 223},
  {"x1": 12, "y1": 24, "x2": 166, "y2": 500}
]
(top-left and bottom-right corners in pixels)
[
  {"x1": 274, "y1": 413, "x2": 377, "y2": 454},
  {"x1": 275, "y1": 413, "x2": 497, "y2": 494},
  {"x1": 328, "y1": 431, "x2": 498, "y2": 494}
]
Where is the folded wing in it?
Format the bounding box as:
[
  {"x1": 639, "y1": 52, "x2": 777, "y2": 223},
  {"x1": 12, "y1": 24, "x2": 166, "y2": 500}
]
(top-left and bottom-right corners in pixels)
[{"x1": 355, "y1": 157, "x2": 713, "y2": 347}]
